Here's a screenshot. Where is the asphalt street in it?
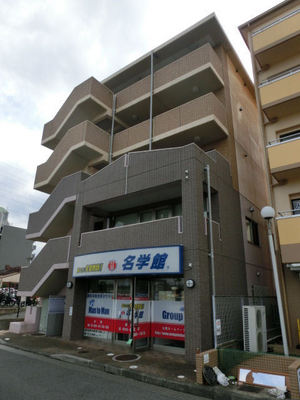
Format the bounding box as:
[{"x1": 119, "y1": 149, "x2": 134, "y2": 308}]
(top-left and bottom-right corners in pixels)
[{"x1": 0, "y1": 345, "x2": 206, "y2": 400}]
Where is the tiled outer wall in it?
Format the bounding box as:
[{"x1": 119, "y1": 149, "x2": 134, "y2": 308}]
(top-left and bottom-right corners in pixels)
[
  {"x1": 62, "y1": 144, "x2": 248, "y2": 362},
  {"x1": 196, "y1": 349, "x2": 300, "y2": 400}
]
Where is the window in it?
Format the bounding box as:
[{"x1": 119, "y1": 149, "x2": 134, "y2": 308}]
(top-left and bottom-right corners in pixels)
[
  {"x1": 246, "y1": 218, "x2": 259, "y2": 246},
  {"x1": 291, "y1": 198, "x2": 300, "y2": 215},
  {"x1": 279, "y1": 129, "x2": 300, "y2": 142},
  {"x1": 109, "y1": 200, "x2": 182, "y2": 228}
]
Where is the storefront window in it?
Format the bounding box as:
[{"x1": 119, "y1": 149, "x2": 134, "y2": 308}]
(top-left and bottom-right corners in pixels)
[
  {"x1": 88, "y1": 279, "x2": 114, "y2": 293},
  {"x1": 153, "y1": 278, "x2": 184, "y2": 301},
  {"x1": 152, "y1": 278, "x2": 184, "y2": 348}
]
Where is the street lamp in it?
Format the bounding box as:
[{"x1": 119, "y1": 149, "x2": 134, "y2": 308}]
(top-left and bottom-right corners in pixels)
[{"x1": 261, "y1": 206, "x2": 289, "y2": 356}]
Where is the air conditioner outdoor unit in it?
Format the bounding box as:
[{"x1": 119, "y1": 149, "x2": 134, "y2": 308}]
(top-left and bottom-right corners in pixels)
[{"x1": 242, "y1": 305, "x2": 267, "y2": 353}]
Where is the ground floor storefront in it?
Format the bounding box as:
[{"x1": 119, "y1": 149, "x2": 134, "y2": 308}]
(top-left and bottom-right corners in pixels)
[
  {"x1": 84, "y1": 276, "x2": 185, "y2": 352},
  {"x1": 73, "y1": 245, "x2": 185, "y2": 352}
]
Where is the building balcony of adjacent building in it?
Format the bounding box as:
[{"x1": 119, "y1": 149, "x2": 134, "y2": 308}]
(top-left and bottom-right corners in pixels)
[
  {"x1": 252, "y1": 8, "x2": 300, "y2": 66},
  {"x1": 35, "y1": 121, "x2": 110, "y2": 194},
  {"x1": 78, "y1": 216, "x2": 183, "y2": 256},
  {"x1": 27, "y1": 172, "x2": 88, "y2": 242},
  {"x1": 259, "y1": 65, "x2": 300, "y2": 120},
  {"x1": 112, "y1": 92, "x2": 228, "y2": 157},
  {"x1": 42, "y1": 77, "x2": 113, "y2": 149},
  {"x1": 18, "y1": 236, "x2": 70, "y2": 298},
  {"x1": 115, "y1": 43, "x2": 224, "y2": 126},
  {"x1": 276, "y1": 211, "x2": 300, "y2": 264},
  {"x1": 267, "y1": 133, "x2": 300, "y2": 181}
]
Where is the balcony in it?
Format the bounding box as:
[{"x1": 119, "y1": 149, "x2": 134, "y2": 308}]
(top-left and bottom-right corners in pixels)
[
  {"x1": 115, "y1": 43, "x2": 224, "y2": 126},
  {"x1": 267, "y1": 135, "x2": 300, "y2": 180},
  {"x1": 252, "y1": 9, "x2": 300, "y2": 66},
  {"x1": 42, "y1": 77, "x2": 113, "y2": 149},
  {"x1": 78, "y1": 216, "x2": 183, "y2": 256},
  {"x1": 18, "y1": 236, "x2": 70, "y2": 297},
  {"x1": 276, "y1": 213, "x2": 300, "y2": 263},
  {"x1": 35, "y1": 121, "x2": 110, "y2": 194},
  {"x1": 113, "y1": 92, "x2": 228, "y2": 157},
  {"x1": 259, "y1": 66, "x2": 300, "y2": 120},
  {"x1": 27, "y1": 172, "x2": 88, "y2": 242}
]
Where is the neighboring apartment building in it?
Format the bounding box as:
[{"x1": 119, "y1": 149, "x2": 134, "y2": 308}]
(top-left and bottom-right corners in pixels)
[
  {"x1": 0, "y1": 208, "x2": 34, "y2": 270},
  {"x1": 19, "y1": 14, "x2": 271, "y2": 360},
  {"x1": 239, "y1": 0, "x2": 300, "y2": 351}
]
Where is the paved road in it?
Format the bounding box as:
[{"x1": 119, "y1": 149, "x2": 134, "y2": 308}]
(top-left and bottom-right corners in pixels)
[{"x1": 0, "y1": 346, "x2": 206, "y2": 400}]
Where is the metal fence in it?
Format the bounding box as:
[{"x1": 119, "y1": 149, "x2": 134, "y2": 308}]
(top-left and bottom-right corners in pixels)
[{"x1": 215, "y1": 296, "x2": 280, "y2": 347}]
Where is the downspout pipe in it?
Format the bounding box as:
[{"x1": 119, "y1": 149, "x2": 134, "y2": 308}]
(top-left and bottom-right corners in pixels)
[
  {"x1": 205, "y1": 164, "x2": 217, "y2": 349},
  {"x1": 149, "y1": 52, "x2": 154, "y2": 150},
  {"x1": 109, "y1": 94, "x2": 116, "y2": 164}
]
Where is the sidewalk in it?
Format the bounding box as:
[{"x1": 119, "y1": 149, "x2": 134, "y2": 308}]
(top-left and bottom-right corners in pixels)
[{"x1": 0, "y1": 328, "x2": 274, "y2": 400}]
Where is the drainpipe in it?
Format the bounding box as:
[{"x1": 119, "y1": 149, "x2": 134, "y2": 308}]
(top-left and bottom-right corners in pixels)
[
  {"x1": 205, "y1": 164, "x2": 217, "y2": 349},
  {"x1": 109, "y1": 94, "x2": 116, "y2": 164},
  {"x1": 149, "y1": 52, "x2": 154, "y2": 150}
]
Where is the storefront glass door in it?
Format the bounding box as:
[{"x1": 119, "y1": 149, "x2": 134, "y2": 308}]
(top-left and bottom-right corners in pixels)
[{"x1": 115, "y1": 278, "x2": 151, "y2": 350}]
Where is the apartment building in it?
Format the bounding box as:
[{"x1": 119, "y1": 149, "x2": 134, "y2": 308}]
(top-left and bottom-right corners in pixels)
[
  {"x1": 19, "y1": 14, "x2": 271, "y2": 360},
  {"x1": 0, "y1": 208, "x2": 34, "y2": 270},
  {"x1": 240, "y1": 0, "x2": 300, "y2": 351}
]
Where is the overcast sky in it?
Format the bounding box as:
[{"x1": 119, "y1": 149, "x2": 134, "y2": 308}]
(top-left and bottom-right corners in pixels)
[{"x1": 1, "y1": 0, "x2": 282, "y2": 233}]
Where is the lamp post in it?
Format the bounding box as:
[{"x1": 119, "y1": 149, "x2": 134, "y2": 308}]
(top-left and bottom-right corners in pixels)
[{"x1": 261, "y1": 206, "x2": 289, "y2": 356}]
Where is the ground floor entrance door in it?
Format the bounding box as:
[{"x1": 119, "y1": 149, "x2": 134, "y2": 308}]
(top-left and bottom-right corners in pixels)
[{"x1": 115, "y1": 277, "x2": 151, "y2": 350}]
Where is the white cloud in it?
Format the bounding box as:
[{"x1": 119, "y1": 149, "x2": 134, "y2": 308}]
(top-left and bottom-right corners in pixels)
[{"x1": 0, "y1": 0, "x2": 283, "y2": 230}]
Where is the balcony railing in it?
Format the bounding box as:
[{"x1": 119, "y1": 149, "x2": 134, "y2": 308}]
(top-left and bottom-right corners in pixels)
[
  {"x1": 267, "y1": 131, "x2": 300, "y2": 146},
  {"x1": 78, "y1": 216, "x2": 183, "y2": 255},
  {"x1": 116, "y1": 43, "x2": 223, "y2": 111},
  {"x1": 35, "y1": 121, "x2": 110, "y2": 193},
  {"x1": 27, "y1": 171, "x2": 88, "y2": 241},
  {"x1": 267, "y1": 135, "x2": 300, "y2": 180},
  {"x1": 277, "y1": 209, "x2": 300, "y2": 218},
  {"x1": 252, "y1": 8, "x2": 300, "y2": 54},
  {"x1": 113, "y1": 92, "x2": 227, "y2": 156},
  {"x1": 42, "y1": 77, "x2": 113, "y2": 149},
  {"x1": 259, "y1": 66, "x2": 300, "y2": 119},
  {"x1": 18, "y1": 236, "x2": 70, "y2": 296},
  {"x1": 276, "y1": 212, "x2": 300, "y2": 263}
]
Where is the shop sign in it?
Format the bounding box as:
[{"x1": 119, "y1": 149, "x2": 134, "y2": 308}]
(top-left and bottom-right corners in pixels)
[{"x1": 73, "y1": 246, "x2": 183, "y2": 278}]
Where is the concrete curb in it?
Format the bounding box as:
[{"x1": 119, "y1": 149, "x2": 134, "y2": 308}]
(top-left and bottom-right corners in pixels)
[{"x1": 0, "y1": 341, "x2": 273, "y2": 400}]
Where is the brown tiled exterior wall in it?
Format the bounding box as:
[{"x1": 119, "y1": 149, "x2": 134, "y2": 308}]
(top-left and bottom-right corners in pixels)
[
  {"x1": 154, "y1": 92, "x2": 227, "y2": 135},
  {"x1": 113, "y1": 119, "x2": 149, "y2": 153},
  {"x1": 113, "y1": 92, "x2": 227, "y2": 153},
  {"x1": 43, "y1": 77, "x2": 113, "y2": 143},
  {"x1": 61, "y1": 144, "x2": 247, "y2": 361},
  {"x1": 19, "y1": 236, "x2": 70, "y2": 292},
  {"x1": 116, "y1": 43, "x2": 223, "y2": 109},
  {"x1": 35, "y1": 121, "x2": 110, "y2": 188}
]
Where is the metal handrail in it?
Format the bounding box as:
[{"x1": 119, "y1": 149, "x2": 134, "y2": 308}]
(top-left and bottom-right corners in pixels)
[
  {"x1": 267, "y1": 132, "x2": 300, "y2": 146},
  {"x1": 252, "y1": 8, "x2": 300, "y2": 36},
  {"x1": 259, "y1": 65, "x2": 300, "y2": 88},
  {"x1": 277, "y1": 209, "x2": 300, "y2": 218}
]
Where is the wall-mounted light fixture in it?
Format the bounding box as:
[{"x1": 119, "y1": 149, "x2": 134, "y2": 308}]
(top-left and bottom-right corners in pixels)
[{"x1": 66, "y1": 281, "x2": 73, "y2": 289}]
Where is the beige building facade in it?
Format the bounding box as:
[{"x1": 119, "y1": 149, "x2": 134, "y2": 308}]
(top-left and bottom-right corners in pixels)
[{"x1": 240, "y1": 0, "x2": 300, "y2": 351}]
